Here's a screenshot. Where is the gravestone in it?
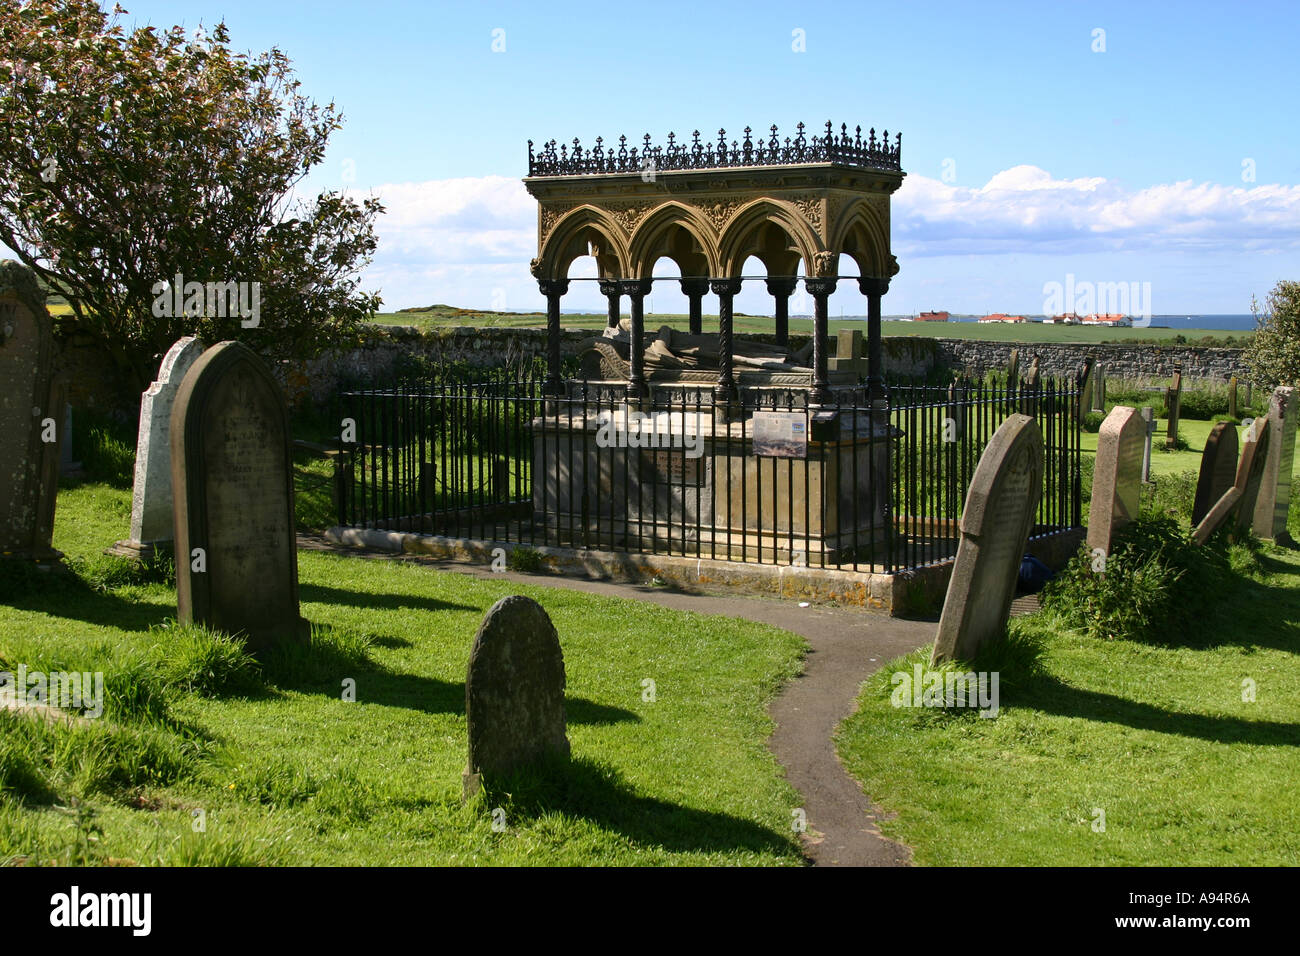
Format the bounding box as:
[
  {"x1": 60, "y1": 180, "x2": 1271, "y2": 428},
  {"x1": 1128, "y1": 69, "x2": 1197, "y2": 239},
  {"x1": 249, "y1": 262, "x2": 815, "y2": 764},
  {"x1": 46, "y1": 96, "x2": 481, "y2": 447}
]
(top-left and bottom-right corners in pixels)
[
  {"x1": 1024, "y1": 354, "x2": 1041, "y2": 389},
  {"x1": 1191, "y1": 421, "x2": 1239, "y2": 526},
  {"x1": 59, "y1": 405, "x2": 81, "y2": 477},
  {"x1": 108, "y1": 336, "x2": 204, "y2": 559},
  {"x1": 932, "y1": 414, "x2": 1043, "y2": 664},
  {"x1": 1007, "y1": 348, "x2": 1019, "y2": 387},
  {"x1": 463, "y1": 595, "x2": 570, "y2": 798},
  {"x1": 1228, "y1": 376, "x2": 1239, "y2": 420},
  {"x1": 0, "y1": 261, "x2": 64, "y2": 564},
  {"x1": 1093, "y1": 363, "x2": 1106, "y2": 413},
  {"x1": 1165, "y1": 367, "x2": 1183, "y2": 450},
  {"x1": 1192, "y1": 417, "x2": 1269, "y2": 545},
  {"x1": 171, "y1": 341, "x2": 307, "y2": 651},
  {"x1": 1087, "y1": 406, "x2": 1144, "y2": 557},
  {"x1": 1077, "y1": 360, "x2": 1095, "y2": 422},
  {"x1": 829, "y1": 328, "x2": 866, "y2": 378},
  {"x1": 1140, "y1": 406, "x2": 1156, "y2": 482},
  {"x1": 1252, "y1": 386, "x2": 1297, "y2": 541}
]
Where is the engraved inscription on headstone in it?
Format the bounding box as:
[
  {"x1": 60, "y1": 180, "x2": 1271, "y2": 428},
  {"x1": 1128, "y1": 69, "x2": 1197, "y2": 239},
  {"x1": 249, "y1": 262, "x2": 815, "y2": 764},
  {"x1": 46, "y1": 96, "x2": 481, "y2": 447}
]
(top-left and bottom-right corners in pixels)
[
  {"x1": 932, "y1": 414, "x2": 1043, "y2": 664},
  {"x1": 171, "y1": 341, "x2": 306, "y2": 651}
]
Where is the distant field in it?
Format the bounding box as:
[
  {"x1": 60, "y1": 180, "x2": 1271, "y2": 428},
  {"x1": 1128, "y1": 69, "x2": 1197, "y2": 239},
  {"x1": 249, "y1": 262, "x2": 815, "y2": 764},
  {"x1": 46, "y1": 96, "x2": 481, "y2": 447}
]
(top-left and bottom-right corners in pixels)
[{"x1": 370, "y1": 308, "x2": 1249, "y2": 346}]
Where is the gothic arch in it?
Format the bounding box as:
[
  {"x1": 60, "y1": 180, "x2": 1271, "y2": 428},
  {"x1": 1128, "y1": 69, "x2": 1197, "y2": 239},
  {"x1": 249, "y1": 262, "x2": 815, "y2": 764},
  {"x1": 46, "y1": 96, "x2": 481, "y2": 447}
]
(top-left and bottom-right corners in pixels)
[
  {"x1": 536, "y1": 206, "x2": 630, "y2": 281},
  {"x1": 828, "y1": 199, "x2": 891, "y2": 278},
  {"x1": 627, "y1": 202, "x2": 718, "y2": 278},
  {"x1": 718, "y1": 199, "x2": 820, "y2": 279}
]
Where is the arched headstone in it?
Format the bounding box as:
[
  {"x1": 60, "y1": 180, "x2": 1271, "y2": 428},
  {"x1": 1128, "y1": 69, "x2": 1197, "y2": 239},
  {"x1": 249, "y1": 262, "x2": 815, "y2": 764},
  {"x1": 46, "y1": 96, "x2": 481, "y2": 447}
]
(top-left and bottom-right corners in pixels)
[
  {"x1": 170, "y1": 341, "x2": 306, "y2": 651},
  {"x1": 108, "y1": 336, "x2": 204, "y2": 559},
  {"x1": 1192, "y1": 421, "x2": 1238, "y2": 526},
  {"x1": 932, "y1": 414, "x2": 1043, "y2": 664},
  {"x1": 0, "y1": 261, "x2": 63, "y2": 563},
  {"x1": 1087, "y1": 406, "x2": 1144, "y2": 556},
  {"x1": 464, "y1": 595, "x2": 570, "y2": 798}
]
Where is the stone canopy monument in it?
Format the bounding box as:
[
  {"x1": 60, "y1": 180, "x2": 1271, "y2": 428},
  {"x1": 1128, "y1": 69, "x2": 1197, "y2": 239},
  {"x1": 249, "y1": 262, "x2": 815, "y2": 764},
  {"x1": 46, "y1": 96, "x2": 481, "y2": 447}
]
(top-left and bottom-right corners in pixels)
[
  {"x1": 524, "y1": 122, "x2": 905, "y2": 563},
  {"x1": 171, "y1": 341, "x2": 307, "y2": 651},
  {"x1": 0, "y1": 260, "x2": 64, "y2": 565}
]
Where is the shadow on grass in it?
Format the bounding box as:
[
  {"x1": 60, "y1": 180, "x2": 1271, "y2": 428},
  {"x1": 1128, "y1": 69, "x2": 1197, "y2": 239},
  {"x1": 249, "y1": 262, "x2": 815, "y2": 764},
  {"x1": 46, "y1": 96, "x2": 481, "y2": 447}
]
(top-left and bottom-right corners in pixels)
[
  {"x1": 263, "y1": 629, "x2": 637, "y2": 725},
  {"x1": 0, "y1": 562, "x2": 170, "y2": 634},
  {"x1": 298, "y1": 583, "x2": 476, "y2": 615},
  {"x1": 1018, "y1": 673, "x2": 1300, "y2": 747},
  {"x1": 482, "y1": 755, "x2": 798, "y2": 859}
]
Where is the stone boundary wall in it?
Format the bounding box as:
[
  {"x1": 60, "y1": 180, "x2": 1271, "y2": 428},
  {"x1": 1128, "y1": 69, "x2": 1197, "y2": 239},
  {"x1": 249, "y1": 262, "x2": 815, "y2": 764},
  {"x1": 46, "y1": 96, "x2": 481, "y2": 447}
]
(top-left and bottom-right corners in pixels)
[{"x1": 52, "y1": 321, "x2": 1252, "y2": 420}]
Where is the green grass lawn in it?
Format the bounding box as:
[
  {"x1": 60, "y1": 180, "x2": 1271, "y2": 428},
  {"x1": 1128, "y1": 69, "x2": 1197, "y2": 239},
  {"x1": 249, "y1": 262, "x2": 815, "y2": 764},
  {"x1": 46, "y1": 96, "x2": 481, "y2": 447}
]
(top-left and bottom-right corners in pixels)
[
  {"x1": 835, "y1": 540, "x2": 1300, "y2": 865},
  {"x1": 371, "y1": 309, "x2": 1248, "y2": 346},
  {"x1": 0, "y1": 480, "x2": 806, "y2": 866}
]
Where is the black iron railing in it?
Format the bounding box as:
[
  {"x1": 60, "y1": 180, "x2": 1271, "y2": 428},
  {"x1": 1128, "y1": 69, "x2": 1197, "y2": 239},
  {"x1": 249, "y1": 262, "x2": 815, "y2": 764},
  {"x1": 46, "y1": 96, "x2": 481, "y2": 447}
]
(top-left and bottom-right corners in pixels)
[
  {"x1": 334, "y1": 371, "x2": 1079, "y2": 573},
  {"x1": 527, "y1": 121, "x2": 902, "y2": 177}
]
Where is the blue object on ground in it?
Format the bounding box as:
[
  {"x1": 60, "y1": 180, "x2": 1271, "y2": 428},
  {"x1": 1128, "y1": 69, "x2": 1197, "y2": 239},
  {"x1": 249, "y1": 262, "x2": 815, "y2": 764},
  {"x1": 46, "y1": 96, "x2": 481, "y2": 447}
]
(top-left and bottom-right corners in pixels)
[{"x1": 1018, "y1": 554, "x2": 1055, "y2": 594}]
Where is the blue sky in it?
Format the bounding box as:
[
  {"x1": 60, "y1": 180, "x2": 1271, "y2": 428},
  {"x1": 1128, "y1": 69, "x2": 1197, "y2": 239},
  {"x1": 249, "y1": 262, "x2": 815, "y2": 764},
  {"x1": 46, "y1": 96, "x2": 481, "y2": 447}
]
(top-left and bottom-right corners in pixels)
[{"x1": 25, "y1": 2, "x2": 1300, "y2": 314}]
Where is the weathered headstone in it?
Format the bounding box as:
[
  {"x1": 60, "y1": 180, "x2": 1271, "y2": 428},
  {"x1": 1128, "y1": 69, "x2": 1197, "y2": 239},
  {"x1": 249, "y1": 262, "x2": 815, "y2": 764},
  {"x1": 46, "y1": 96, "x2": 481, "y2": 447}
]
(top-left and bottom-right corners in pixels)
[
  {"x1": 1024, "y1": 354, "x2": 1041, "y2": 389},
  {"x1": 932, "y1": 414, "x2": 1043, "y2": 664},
  {"x1": 1007, "y1": 348, "x2": 1020, "y2": 387},
  {"x1": 171, "y1": 341, "x2": 306, "y2": 651},
  {"x1": 1094, "y1": 363, "x2": 1106, "y2": 412},
  {"x1": 59, "y1": 404, "x2": 81, "y2": 477},
  {"x1": 1192, "y1": 422, "x2": 1239, "y2": 526},
  {"x1": 1077, "y1": 359, "x2": 1095, "y2": 422},
  {"x1": 108, "y1": 336, "x2": 204, "y2": 559},
  {"x1": 1228, "y1": 376, "x2": 1239, "y2": 420},
  {"x1": 463, "y1": 595, "x2": 570, "y2": 798},
  {"x1": 829, "y1": 328, "x2": 866, "y2": 379},
  {"x1": 1165, "y1": 367, "x2": 1183, "y2": 450},
  {"x1": 0, "y1": 261, "x2": 64, "y2": 564},
  {"x1": 1193, "y1": 417, "x2": 1270, "y2": 545},
  {"x1": 1140, "y1": 406, "x2": 1156, "y2": 482},
  {"x1": 1087, "y1": 406, "x2": 1145, "y2": 557},
  {"x1": 1252, "y1": 386, "x2": 1297, "y2": 540}
]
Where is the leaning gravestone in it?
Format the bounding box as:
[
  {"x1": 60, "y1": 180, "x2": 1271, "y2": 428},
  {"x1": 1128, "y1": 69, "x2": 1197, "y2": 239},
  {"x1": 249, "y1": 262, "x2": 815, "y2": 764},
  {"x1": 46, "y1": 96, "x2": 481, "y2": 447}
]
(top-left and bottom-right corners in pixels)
[
  {"x1": 1252, "y1": 386, "x2": 1297, "y2": 541},
  {"x1": 932, "y1": 414, "x2": 1043, "y2": 664},
  {"x1": 464, "y1": 595, "x2": 570, "y2": 798},
  {"x1": 171, "y1": 341, "x2": 307, "y2": 651},
  {"x1": 1191, "y1": 421, "x2": 1239, "y2": 526},
  {"x1": 0, "y1": 261, "x2": 64, "y2": 564},
  {"x1": 1193, "y1": 417, "x2": 1269, "y2": 545},
  {"x1": 1087, "y1": 406, "x2": 1145, "y2": 557},
  {"x1": 108, "y1": 336, "x2": 204, "y2": 559},
  {"x1": 1165, "y1": 367, "x2": 1183, "y2": 450},
  {"x1": 1077, "y1": 360, "x2": 1095, "y2": 422},
  {"x1": 1140, "y1": 406, "x2": 1156, "y2": 483}
]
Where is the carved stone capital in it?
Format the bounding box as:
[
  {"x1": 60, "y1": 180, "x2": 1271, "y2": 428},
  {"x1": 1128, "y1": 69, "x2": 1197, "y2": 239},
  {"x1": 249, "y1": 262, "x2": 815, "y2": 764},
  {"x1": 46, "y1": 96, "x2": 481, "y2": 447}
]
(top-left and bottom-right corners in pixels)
[
  {"x1": 529, "y1": 257, "x2": 546, "y2": 279},
  {"x1": 812, "y1": 250, "x2": 838, "y2": 277},
  {"x1": 804, "y1": 277, "x2": 838, "y2": 297},
  {"x1": 765, "y1": 277, "x2": 798, "y2": 298},
  {"x1": 709, "y1": 277, "x2": 743, "y2": 297},
  {"x1": 616, "y1": 277, "x2": 653, "y2": 298},
  {"x1": 679, "y1": 277, "x2": 711, "y2": 297},
  {"x1": 858, "y1": 276, "x2": 890, "y2": 297},
  {"x1": 537, "y1": 278, "x2": 570, "y2": 297},
  {"x1": 597, "y1": 279, "x2": 622, "y2": 298}
]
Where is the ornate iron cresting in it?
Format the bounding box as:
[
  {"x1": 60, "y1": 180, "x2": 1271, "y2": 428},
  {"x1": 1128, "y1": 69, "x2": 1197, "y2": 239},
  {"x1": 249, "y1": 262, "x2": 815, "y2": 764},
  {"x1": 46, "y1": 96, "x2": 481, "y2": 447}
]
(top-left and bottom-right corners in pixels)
[{"x1": 527, "y1": 121, "x2": 902, "y2": 177}]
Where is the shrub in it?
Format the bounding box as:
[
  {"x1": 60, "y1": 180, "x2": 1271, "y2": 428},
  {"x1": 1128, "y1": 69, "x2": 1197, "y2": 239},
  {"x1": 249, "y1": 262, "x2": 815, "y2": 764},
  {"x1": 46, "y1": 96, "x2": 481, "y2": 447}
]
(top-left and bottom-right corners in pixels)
[
  {"x1": 1081, "y1": 410, "x2": 1106, "y2": 433},
  {"x1": 1041, "y1": 516, "x2": 1232, "y2": 642}
]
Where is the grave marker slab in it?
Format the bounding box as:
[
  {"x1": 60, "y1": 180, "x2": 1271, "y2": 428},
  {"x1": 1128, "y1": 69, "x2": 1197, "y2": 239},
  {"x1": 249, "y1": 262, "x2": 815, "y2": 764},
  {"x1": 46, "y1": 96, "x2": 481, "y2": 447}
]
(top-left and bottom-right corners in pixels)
[
  {"x1": 932, "y1": 414, "x2": 1043, "y2": 664},
  {"x1": 1165, "y1": 367, "x2": 1183, "y2": 450},
  {"x1": 171, "y1": 341, "x2": 306, "y2": 651},
  {"x1": 1087, "y1": 406, "x2": 1145, "y2": 556},
  {"x1": 0, "y1": 261, "x2": 63, "y2": 564},
  {"x1": 1193, "y1": 417, "x2": 1269, "y2": 545},
  {"x1": 108, "y1": 336, "x2": 204, "y2": 559},
  {"x1": 1140, "y1": 406, "x2": 1156, "y2": 483},
  {"x1": 1192, "y1": 421, "x2": 1239, "y2": 526},
  {"x1": 464, "y1": 595, "x2": 570, "y2": 798},
  {"x1": 1252, "y1": 386, "x2": 1297, "y2": 540}
]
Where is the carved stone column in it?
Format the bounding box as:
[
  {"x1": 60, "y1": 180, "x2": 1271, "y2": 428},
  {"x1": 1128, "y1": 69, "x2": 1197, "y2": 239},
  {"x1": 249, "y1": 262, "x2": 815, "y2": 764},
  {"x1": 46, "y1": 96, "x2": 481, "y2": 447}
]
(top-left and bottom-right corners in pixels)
[
  {"x1": 858, "y1": 276, "x2": 890, "y2": 403},
  {"x1": 598, "y1": 278, "x2": 621, "y2": 329},
  {"x1": 618, "y1": 278, "x2": 653, "y2": 403},
  {"x1": 680, "y1": 277, "x2": 709, "y2": 335},
  {"x1": 766, "y1": 277, "x2": 798, "y2": 347},
  {"x1": 538, "y1": 277, "x2": 570, "y2": 396},
  {"x1": 805, "y1": 277, "x2": 837, "y2": 406},
  {"x1": 710, "y1": 278, "x2": 743, "y2": 413}
]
